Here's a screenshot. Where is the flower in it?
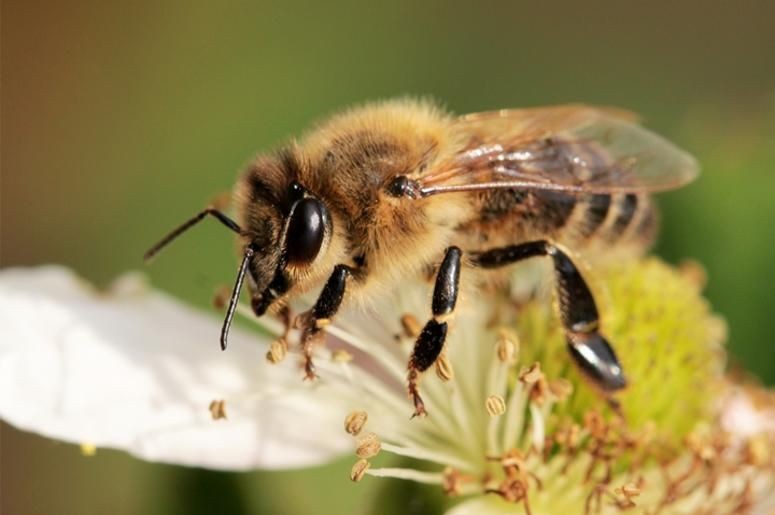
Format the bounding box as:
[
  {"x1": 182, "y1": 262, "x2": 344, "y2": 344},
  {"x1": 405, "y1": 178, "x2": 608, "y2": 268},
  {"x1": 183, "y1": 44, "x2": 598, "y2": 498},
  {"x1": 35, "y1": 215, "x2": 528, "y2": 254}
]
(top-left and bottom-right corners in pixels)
[
  {"x1": 0, "y1": 266, "x2": 352, "y2": 470},
  {"x1": 1, "y1": 260, "x2": 773, "y2": 514}
]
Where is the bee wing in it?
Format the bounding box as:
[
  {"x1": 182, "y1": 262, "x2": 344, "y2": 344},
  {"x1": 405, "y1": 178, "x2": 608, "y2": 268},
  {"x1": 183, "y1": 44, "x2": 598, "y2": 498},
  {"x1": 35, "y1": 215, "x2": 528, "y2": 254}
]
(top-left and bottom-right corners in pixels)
[{"x1": 417, "y1": 105, "x2": 699, "y2": 196}]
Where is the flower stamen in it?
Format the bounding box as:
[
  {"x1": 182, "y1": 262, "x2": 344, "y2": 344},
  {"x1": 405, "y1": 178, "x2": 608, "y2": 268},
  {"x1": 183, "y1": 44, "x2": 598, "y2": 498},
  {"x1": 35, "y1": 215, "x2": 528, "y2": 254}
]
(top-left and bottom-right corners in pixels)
[
  {"x1": 400, "y1": 313, "x2": 422, "y2": 338},
  {"x1": 435, "y1": 353, "x2": 454, "y2": 382},
  {"x1": 265, "y1": 338, "x2": 288, "y2": 364},
  {"x1": 355, "y1": 432, "x2": 382, "y2": 459},
  {"x1": 344, "y1": 410, "x2": 368, "y2": 436},
  {"x1": 208, "y1": 399, "x2": 227, "y2": 420},
  {"x1": 486, "y1": 395, "x2": 507, "y2": 417},
  {"x1": 219, "y1": 260, "x2": 774, "y2": 513},
  {"x1": 350, "y1": 459, "x2": 370, "y2": 482}
]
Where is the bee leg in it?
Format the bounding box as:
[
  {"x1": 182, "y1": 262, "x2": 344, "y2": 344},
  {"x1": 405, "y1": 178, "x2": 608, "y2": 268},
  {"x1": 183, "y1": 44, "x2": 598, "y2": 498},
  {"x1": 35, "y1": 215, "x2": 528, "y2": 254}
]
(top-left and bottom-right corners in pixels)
[
  {"x1": 297, "y1": 264, "x2": 354, "y2": 380},
  {"x1": 474, "y1": 241, "x2": 627, "y2": 393},
  {"x1": 408, "y1": 246, "x2": 462, "y2": 418}
]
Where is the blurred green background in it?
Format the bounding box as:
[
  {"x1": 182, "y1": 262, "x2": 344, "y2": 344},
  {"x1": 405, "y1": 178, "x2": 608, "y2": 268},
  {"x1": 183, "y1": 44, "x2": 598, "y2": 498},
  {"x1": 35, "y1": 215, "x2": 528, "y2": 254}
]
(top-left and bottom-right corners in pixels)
[{"x1": 2, "y1": 1, "x2": 773, "y2": 514}]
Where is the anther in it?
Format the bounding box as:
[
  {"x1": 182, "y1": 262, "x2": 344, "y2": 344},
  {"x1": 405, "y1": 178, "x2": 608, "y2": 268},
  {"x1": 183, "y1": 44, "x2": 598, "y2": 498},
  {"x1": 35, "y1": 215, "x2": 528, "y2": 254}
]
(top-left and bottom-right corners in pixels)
[
  {"x1": 209, "y1": 399, "x2": 227, "y2": 420},
  {"x1": 584, "y1": 410, "x2": 607, "y2": 440},
  {"x1": 518, "y1": 363, "x2": 550, "y2": 404},
  {"x1": 679, "y1": 259, "x2": 708, "y2": 290},
  {"x1": 442, "y1": 467, "x2": 463, "y2": 496},
  {"x1": 212, "y1": 285, "x2": 231, "y2": 310},
  {"x1": 548, "y1": 378, "x2": 573, "y2": 402},
  {"x1": 265, "y1": 338, "x2": 288, "y2": 364},
  {"x1": 332, "y1": 349, "x2": 354, "y2": 363},
  {"x1": 350, "y1": 459, "x2": 370, "y2": 482},
  {"x1": 615, "y1": 482, "x2": 641, "y2": 499},
  {"x1": 530, "y1": 377, "x2": 550, "y2": 405},
  {"x1": 501, "y1": 449, "x2": 527, "y2": 471},
  {"x1": 555, "y1": 424, "x2": 581, "y2": 449},
  {"x1": 344, "y1": 411, "x2": 368, "y2": 436},
  {"x1": 486, "y1": 395, "x2": 507, "y2": 417},
  {"x1": 497, "y1": 330, "x2": 519, "y2": 364},
  {"x1": 80, "y1": 442, "x2": 97, "y2": 456},
  {"x1": 356, "y1": 432, "x2": 382, "y2": 458},
  {"x1": 435, "y1": 353, "x2": 454, "y2": 382},
  {"x1": 495, "y1": 478, "x2": 529, "y2": 505},
  {"x1": 400, "y1": 313, "x2": 422, "y2": 338},
  {"x1": 519, "y1": 363, "x2": 543, "y2": 385}
]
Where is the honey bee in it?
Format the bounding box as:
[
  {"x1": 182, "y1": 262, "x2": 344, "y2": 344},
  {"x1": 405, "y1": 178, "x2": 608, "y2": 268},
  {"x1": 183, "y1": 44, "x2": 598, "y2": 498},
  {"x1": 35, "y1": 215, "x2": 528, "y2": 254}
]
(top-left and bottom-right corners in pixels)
[{"x1": 145, "y1": 99, "x2": 698, "y2": 417}]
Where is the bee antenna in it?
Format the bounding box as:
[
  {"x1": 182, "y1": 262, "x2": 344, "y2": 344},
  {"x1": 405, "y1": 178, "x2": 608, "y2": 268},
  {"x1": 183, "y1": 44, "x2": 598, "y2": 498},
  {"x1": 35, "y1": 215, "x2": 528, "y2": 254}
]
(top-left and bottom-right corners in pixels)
[
  {"x1": 143, "y1": 208, "x2": 242, "y2": 263},
  {"x1": 220, "y1": 246, "x2": 255, "y2": 351}
]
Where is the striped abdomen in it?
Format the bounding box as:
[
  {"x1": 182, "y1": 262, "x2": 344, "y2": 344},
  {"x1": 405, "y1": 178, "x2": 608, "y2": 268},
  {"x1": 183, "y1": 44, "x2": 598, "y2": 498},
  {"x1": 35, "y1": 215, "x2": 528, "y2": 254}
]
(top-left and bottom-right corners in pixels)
[
  {"x1": 561, "y1": 191, "x2": 658, "y2": 253},
  {"x1": 469, "y1": 188, "x2": 658, "y2": 257}
]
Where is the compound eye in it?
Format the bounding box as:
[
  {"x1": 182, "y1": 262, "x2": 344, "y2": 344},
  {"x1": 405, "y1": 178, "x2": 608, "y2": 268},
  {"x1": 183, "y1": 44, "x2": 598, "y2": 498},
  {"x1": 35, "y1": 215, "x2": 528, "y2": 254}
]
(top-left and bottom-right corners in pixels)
[{"x1": 285, "y1": 198, "x2": 327, "y2": 265}]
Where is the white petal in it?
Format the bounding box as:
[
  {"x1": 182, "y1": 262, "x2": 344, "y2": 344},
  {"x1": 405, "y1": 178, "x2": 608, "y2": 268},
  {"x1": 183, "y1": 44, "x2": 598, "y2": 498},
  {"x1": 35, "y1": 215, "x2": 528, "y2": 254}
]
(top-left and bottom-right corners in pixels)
[{"x1": 0, "y1": 266, "x2": 351, "y2": 470}]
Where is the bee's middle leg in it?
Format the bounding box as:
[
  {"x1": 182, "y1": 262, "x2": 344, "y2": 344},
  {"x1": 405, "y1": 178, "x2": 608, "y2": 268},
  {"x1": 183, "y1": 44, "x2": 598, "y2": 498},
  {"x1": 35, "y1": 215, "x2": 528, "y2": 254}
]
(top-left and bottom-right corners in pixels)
[
  {"x1": 408, "y1": 246, "x2": 462, "y2": 417},
  {"x1": 297, "y1": 264, "x2": 354, "y2": 379}
]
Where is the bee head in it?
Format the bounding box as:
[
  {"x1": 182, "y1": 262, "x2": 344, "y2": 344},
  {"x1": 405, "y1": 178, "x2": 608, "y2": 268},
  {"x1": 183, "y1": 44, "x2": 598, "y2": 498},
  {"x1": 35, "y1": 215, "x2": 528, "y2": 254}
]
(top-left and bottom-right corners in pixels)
[
  {"x1": 244, "y1": 183, "x2": 333, "y2": 316},
  {"x1": 237, "y1": 150, "x2": 335, "y2": 317},
  {"x1": 144, "y1": 147, "x2": 338, "y2": 351}
]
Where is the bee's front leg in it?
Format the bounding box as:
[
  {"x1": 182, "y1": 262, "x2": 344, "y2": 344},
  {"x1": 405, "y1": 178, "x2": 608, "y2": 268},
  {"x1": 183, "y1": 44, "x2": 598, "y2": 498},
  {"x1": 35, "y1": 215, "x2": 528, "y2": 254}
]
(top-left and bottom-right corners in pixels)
[
  {"x1": 296, "y1": 264, "x2": 354, "y2": 380},
  {"x1": 408, "y1": 246, "x2": 462, "y2": 418}
]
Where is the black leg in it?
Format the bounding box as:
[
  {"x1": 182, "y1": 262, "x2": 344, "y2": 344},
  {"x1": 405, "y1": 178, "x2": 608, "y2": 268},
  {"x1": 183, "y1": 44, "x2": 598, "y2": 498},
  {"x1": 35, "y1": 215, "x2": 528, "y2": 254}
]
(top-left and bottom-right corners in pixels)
[
  {"x1": 474, "y1": 241, "x2": 626, "y2": 392},
  {"x1": 297, "y1": 264, "x2": 354, "y2": 379},
  {"x1": 408, "y1": 246, "x2": 462, "y2": 417}
]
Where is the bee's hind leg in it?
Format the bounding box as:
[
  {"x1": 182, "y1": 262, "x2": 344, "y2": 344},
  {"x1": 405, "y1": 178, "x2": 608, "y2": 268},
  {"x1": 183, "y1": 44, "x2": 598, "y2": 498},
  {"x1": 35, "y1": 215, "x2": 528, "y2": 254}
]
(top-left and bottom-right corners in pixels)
[
  {"x1": 473, "y1": 241, "x2": 627, "y2": 394},
  {"x1": 408, "y1": 246, "x2": 462, "y2": 418},
  {"x1": 297, "y1": 264, "x2": 354, "y2": 380}
]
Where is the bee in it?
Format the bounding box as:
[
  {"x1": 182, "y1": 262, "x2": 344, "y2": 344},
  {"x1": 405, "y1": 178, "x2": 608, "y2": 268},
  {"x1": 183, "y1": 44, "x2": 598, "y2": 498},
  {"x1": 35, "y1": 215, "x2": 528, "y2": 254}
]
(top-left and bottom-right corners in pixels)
[{"x1": 145, "y1": 99, "x2": 698, "y2": 417}]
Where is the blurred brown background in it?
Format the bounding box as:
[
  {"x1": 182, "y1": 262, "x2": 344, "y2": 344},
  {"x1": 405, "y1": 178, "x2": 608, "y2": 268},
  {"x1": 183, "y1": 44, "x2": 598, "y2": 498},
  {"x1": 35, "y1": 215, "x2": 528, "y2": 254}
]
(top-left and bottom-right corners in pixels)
[{"x1": 2, "y1": 1, "x2": 774, "y2": 514}]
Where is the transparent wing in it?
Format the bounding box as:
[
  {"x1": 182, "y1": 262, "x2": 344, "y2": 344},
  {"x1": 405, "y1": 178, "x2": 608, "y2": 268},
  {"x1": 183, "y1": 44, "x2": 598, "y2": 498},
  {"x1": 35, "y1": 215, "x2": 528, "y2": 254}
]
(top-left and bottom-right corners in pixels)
[{"x1": 416, "y1": 105, "x2": 699, "y2": 196}]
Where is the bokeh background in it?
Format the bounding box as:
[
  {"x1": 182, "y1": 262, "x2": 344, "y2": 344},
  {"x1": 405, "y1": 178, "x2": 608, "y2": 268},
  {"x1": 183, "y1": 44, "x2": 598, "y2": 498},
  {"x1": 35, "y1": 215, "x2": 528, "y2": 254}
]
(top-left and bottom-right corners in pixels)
[{"x1": 2, "y1": 1, "x2": 774, "y2": 514}]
